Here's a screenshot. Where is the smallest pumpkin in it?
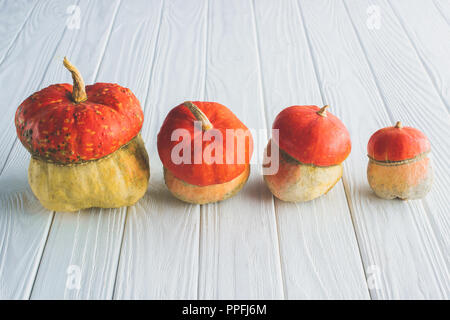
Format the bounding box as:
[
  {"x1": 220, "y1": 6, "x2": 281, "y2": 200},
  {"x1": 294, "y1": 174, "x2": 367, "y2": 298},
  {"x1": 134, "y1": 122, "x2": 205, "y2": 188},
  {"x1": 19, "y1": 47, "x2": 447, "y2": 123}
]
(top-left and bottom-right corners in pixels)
[{"x1": 367, "y1": 121, "x2": 433, "y2": 199}]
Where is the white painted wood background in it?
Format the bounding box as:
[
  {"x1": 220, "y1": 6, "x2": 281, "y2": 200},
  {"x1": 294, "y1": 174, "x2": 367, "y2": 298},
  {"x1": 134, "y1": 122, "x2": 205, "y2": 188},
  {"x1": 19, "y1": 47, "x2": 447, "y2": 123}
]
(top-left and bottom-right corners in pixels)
[{"x1": 0, "y1": 0, "x2": 448, "y2": 300}]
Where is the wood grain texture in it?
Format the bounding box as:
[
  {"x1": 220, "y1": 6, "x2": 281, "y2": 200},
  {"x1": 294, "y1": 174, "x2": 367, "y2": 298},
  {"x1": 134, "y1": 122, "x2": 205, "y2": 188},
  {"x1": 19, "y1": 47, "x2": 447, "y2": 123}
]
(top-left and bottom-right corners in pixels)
[
  {"x1": 31, "y1": 208, "x2": 126, "y2": 299},
  {"x1": 433, "y1": 0, "x2": 450, "y2": 25},
  {"x1": 0, "y1": 0, "x2": 73, "y2": 172},
  {"x1": 343, "y1": 0, "x2": 450, "y2": 294},
  {"x1": 29, "y1": 0, "x2": 124, "y2": 299},
  {"x1": 115, "y1": 156, "x2": 200, "y2": 299},
  {"x1": 0, "y1": 0, "x2": 74, "y2": 299},
  {"x1": 0, "y1": 190, "x2": 52, "y2": 299},
  {"x1": 113, "y1": 0, "x2": 204, "y2": 299},
  {"x1": 297, "y1": 0, "x2": 448, "y2": 299},
  {"x1": 252, "y1": 0, "x2": 369, "y2": 299},
  {"x1": 390, "y1": 0, "x2": 450, "y2": 111},
  {"x1": 0, "y1": 0, "x2": 448, "y2": 300},
  {"x1": 0, "y1": 0, "x2": 37, "y2": 64},
  {"x1": 385, "y1": 0, "x2": 450, "y2": 266},
  {"x1": 198, "y1": 0, "x2": 283, "y2": 299}
]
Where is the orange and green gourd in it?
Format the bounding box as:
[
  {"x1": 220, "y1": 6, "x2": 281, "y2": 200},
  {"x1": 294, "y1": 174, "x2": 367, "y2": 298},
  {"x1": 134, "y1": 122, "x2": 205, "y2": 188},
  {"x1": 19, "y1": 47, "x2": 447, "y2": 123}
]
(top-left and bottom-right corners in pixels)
[
  {"x1": 15, "y1": 57, "x2": 150, "y2": 211},
  {"x1": 157, "y1": 101, "x2": 253, "y2": 204},
  {"x1": 367, "y1": 121, "x2": 432, "y2": 199},
  {"x1": 263, "y1": 105, "x2": 351, "y2": 202}
]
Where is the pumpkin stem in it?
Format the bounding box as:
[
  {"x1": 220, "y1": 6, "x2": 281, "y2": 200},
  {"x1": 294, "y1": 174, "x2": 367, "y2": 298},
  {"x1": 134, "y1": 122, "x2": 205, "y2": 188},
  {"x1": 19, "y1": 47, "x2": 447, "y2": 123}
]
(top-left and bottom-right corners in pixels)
[
  {"x1": 63, "y1": 57, "x2": 87, "y2": 103},
  {"x1": 395, "y1": 121, "x2": 403, "y2": 128},
  {"x1": 184, "y1": 101, "x2": 213, "y2": 130},
  {"x1": 317, "y1": 105, "x2": 329, "y2": 117}
]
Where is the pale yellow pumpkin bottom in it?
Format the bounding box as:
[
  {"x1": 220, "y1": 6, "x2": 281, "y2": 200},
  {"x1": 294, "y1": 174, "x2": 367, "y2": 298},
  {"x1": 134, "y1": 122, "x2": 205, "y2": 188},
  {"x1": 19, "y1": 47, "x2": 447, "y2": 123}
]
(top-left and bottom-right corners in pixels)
[
  {"x1": 28, "y1": 134, "x2": 150, "y2": 212},
  {"x1": 367, "y1": 155, "x2": 433, "y2": 200},
  {"x1": 263, "y1": 140, "x2": 343, "y2": 202},
  {"x1": 163, "y1": 165, "x2": 250, "y2": 204}
]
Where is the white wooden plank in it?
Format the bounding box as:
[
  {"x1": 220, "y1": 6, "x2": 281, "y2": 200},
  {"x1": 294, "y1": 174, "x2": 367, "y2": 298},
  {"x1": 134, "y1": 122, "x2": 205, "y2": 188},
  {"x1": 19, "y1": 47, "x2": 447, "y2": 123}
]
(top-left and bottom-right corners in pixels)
[
  {"x1": 389, "y1": 0, "x2": 450, "y2": 111},
  {"x1": 115, "y1": 156, "x2": 200, "y2": 299},
  {"x1": 30, "y1": 208, "x2": 126, "y2": 299},
  {"x1": 0, "y1": 191, "x2": 52, "y2": 299},
  {"x1": 29, "y1": 0, "x2": 126, "y2": 299},
  {"x1": 1, "y1": 0, "x2": 447, "y2": 300},
  {"x1": 433, "y1": 0, "x2": 450, "y2": 25},
  {"x1": 383, "y1": 0, "x2": 450, "y2": 260},
  {"x1": 297, "y1": 0, "x2": 448, "y2": 299},
  {"x1": 0, "y1": 0, "x2": 37, "y2": 63},
  {"x1": 198, "y1": 0, "x2": 284, "y2": 299},
  {"x1": 0, "y1": 0, "x2": 75, "y2": 172},
  {"x1": 0, "y1": 0, "x2": 73, "y2": 299},
  {"x1": 253, "y1": 0, "x2": 369, "y2": 299},
  {"x1": 113, "y1": 0, "x2": 205, "y2": 299},
  {"x1": 343, "y1": 0, "x2": 450, "y2": 294}
]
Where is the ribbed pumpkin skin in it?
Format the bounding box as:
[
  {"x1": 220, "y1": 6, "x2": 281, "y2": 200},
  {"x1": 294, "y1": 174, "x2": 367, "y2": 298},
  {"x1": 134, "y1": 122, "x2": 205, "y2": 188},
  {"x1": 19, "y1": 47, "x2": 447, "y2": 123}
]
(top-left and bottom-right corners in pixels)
[
  {"x1": 15, "y1": 58, "x2": 150, "y2": 211},
  {"x1": 28, "y1": 134, "x2": 149, "y2": 212},
  {"x1": 367, "y1": 123, "x2": 432, "y2": 199},
  {"x1": 263, "y1": 140, "x2": 342, "y2": 202},
  {"x1": 367, "y1": 125, "x2": 430, "y2": 162},
  {"x1": 157, "y1": 101, "x2": 253, "y2": 186},
  {"x1": 15, "y1": 83, "x2": 143, "y2": 164},
  {"x1": 158, "y1": 101, "x2": 253, "y2": 204},
  {"x1": 273, "y1": 105, "x2": 351, "y2": 166}
]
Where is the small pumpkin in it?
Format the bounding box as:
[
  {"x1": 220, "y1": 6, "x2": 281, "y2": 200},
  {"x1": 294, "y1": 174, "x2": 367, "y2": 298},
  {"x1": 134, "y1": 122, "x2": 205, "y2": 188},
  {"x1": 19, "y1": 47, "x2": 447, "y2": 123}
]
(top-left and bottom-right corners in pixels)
[
  {"x1": 15, "y1": 57, "x2": 150, "y2": 211},
  {"x1": 263, "y1": 105, "x2": 351, "y2": 202},
  {"x1": 157, "y1": 101, "x2": 253, "y2": 204},
  {"x1": 367, "y1": 121, "x2": 432, "y2": 199}
]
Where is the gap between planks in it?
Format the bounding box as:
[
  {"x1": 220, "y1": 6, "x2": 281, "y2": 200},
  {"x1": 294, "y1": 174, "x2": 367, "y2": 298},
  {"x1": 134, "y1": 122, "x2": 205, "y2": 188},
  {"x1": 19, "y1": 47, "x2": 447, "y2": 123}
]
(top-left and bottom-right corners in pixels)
[
  {"x1": 340, "y1": 0, "x2": 448, "y2": 298},
  {"x1": 4, "y1": 0, "x2": 446, "y2": 299},
  {"x1": 111, "y1": 0, "x2": 165, "y2": 299},
  {"x1": 0, "y1": 0, "x2": 77, "y2": 177},
  {"x1": 0, "y1": 1, "x2": 40, "y2": 67},
  {"x1": 433, "y1": 0, "x2": 450, "y2": 26},
  {"x1": 387, "y1": 1, "x2": 449, "y2": 112},
  {"x1": 249, "y1": 0, "x2": 286, "y2": 299},
  {"x1": 197, "y1": 0, "x2": 210, "y2": 299},
  {"x1": 27, "y1": 0, "x2": 123, "y2": 299},
  {"x1": 0, "y1": 0, "x2": 84, "y2": 298},
  {"x1": 295, "y1": 0, "x2": 372, "y2": 298},
  {"x1": 341, "y1": 0, "x2": 449, "y2": 263}
]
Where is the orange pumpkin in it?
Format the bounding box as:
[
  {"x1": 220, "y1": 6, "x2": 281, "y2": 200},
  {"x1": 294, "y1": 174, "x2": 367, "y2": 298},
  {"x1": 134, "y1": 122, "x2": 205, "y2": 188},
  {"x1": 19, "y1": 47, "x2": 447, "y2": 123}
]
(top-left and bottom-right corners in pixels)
[
  {"x1": 16, "y1": 60, "x2": 144, "y2": 164},
  {"x1": 15, "y1": 57, "x2": 149, "y2": 211},
  {"x1": 264, "y1": 105, "x2": 351, "y2": 202},
  {"x1": 367, "y1": 121, "x2": 432, "y2": 199},
  {"x1": 157, "y1": 101, "x2": 253, "y2": 204}
]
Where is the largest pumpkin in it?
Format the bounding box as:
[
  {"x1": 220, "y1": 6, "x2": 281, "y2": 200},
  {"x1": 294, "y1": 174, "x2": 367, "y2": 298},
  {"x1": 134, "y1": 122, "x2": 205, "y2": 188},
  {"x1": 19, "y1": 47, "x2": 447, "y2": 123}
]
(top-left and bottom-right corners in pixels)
[{"x1": 15, "y1": 57, "x2": 150, "y2": 212}]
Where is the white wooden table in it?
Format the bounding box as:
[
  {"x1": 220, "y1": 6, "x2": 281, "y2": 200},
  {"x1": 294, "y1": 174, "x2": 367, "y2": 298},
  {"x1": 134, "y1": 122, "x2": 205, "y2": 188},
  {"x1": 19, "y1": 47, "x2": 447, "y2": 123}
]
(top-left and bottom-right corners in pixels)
[{"x1": 0, "y1": 0, "x2": 449, "y2": 300}]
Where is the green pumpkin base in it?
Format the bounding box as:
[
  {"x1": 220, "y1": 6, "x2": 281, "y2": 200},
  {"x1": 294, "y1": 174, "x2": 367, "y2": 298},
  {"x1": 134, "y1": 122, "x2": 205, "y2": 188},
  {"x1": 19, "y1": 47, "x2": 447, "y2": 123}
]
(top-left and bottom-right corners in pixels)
[{"x1": 28, "y1": 134, "x2": 150, "y2": 212}]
